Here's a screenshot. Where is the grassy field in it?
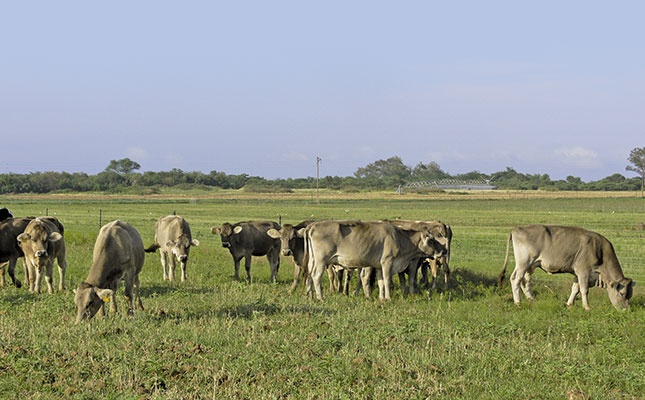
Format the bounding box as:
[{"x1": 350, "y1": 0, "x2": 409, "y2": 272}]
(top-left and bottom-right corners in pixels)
[{"x1": 1, "y1": 190, "x2": 644, "y2": 399}]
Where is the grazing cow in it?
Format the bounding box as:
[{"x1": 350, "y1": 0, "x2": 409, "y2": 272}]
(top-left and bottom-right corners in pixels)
[
  {"x1": 145, "y1": 215, "x2": 200, "y2": 282},
  {"x1": 0, "y1": 208, "x2": 13, "y2": 221},
  {"x1": 304, "y1": 220, "x2": 448, "y2": 300},
  {"x1": 211, "y1": 220, "x2": 281, "y2": 282},
  {"x1": 17, "y1": 217, "x2": 67, "y2": 293},
  {"x1": 497, "y1": 224, "x2": 635, "y2": 311},
  {"x1": 0, "y1": 217, "x2": 34, "y2": 288},
  {"x1": 420, "y1": 223, "x2": 452, "y2": 290},
  {"x1": 74, "y1": 220, "x2": 146, "y2": 322}
]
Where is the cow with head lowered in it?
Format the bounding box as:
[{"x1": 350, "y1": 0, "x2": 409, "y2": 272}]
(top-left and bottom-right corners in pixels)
[
  {"x1": 17, "y1": 217, "x2": 67, "y2": 293},
  {"x1": 303, "y1": 220, "x2": 449, "y2": 301},
  {"x1": 145, "y1": 215, "x2": 199, "y2": 282},
  {"x1": 74, "y1": 220, "x2": 146, "y2": 322},
  {"x1": 211, "y1": 220, "x2": 281, "y2": 283},
  {"x1": 497, "y1": 224, "x2": 635, "y2": 311}
]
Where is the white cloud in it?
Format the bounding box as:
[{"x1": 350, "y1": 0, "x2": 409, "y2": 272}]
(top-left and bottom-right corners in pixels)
[
  {"x1": 552, "y1": 146, "x2": 602, "y2": 169},
  {"x1": 127, "y1": 146, "x2": 149, "y2": 160}
]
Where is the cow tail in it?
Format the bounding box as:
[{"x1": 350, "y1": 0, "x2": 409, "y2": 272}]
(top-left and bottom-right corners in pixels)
[
  {"x1": 497, "y1": 232, "x2": 513, "y2": 288},
  {"x1": 144, "y1": 243, "x2": 160, "y2": 253}
]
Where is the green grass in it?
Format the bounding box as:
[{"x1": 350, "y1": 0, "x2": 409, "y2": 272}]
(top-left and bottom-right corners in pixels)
[{"x1": 1, "y1": 194, "x2": 644, "y2": 399}]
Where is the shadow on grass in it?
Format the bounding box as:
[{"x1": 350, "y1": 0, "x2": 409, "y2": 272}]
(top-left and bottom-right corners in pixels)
[
  {"x1": 148, "y1": 298, "x2": 335, "y2": 321},
  {"x1": 139, "y1": 285, "x2": 214, "y2": 297},
  {"x1": 435, "y1": 267, "x2": 499, "y2": 300}
]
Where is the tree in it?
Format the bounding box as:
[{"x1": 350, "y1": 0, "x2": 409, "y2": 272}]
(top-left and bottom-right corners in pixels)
[
  {"x1": 626, "y1": 147, "x2": 645, "y2": 196},
  {"x1": 354, "y1": 156, "x2": 411, "y2": 186},
  {"x1": 104, "y1": 158, "x2": 141, "y2": 176},
  {"x1": 411, "y1": 162, "x2": 450, "y2": 181}
]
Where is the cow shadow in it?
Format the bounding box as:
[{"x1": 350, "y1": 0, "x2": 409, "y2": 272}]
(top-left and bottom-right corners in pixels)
[
  {"x1": 139, "y1": 285, "x2": 215, "y2": 297},
  {"x1": 148, "y1": 298, "x2": 335, "y2": 322},
  {"x1": 434, "y1": 267, "x2": 499, "y2": 300}
]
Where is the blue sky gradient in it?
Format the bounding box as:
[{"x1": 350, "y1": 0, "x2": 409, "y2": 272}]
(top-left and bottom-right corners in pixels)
[{"x1": 2, "y1": 1, "x2": 644, "y2": 180}]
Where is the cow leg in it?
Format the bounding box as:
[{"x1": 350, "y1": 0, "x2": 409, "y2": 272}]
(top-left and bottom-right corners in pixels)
[
  {"x1": 45, "y1": 260, "x2": 55, "y2": 294},
  {"x1": 160, "y1": 250, "x2": 169, "y2": 280},
  {"x1": 408, "y1": 261, "x2": 419, "y2": 294},
  {"x1": 180, "y1": 260, "x2": 187, "y2": 282},
  {"x1": 520, "y1": 270, "x2": 536, "y2": 301},
  {"x1": 124, "y1": 277, "x2": 135, "y2": 315},
  {"x1": 57, "y1": 250, "x2": 67, "y2": 291},
  {"x1": 381, "y1": 260, "x2": 394, "y2": 300},
  {"x1": 33, "y1": 260, "x2": 45, "y2": 294},
  {"x1": 576, "y1": 271, "x2": 591, "y2": 311},
  {"x1": 442, "y1": 256, "x2": 451, "y2": 287},
  {"x1": 289, "y1": 263, "x2": 301, "y2": 294},
  {"x1": 168, "y1": 253, "x2": 177, "y2": 282},
  {"x1": 567, "y1": 277, "x2": 580, "y2": 307},
  {"x1": 244, "y1": 255, "x2": 252, "y2": 283},
  {"x1": 109, "y1": 290, "x2": 118, "y2": 314},
  {"x1": 268, "y1": 250, "x2": 279, "y2": 283},
  {"x1": 233, "y1": 256, "x2": 241, "y2": 280},
  {"x1": 310, "y1": 261, "x2": 325, "y2": 301},
  {"x1": 342, "y1": 269, "x2": 351, "y2": 295},
  {"x1": 429, "y1": 258, "x2": 440, "y2": 290},
  {"x1": 134, "y1": 274, "x2": 144, "y2": 311},
  {"x1": 398, "y1": 272, "x2": 409, "y2": 295},
  {"x1": 6, "y1": 258, "x2": 22, "y2": 288},
  {"x1": 0, "y1": 261, "x2": 5, "y2": 287}
]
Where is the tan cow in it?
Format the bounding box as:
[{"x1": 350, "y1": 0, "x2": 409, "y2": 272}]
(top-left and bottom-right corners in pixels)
[
  {"x1": 497, "y1": 224, "x2": 635, "y2": 311},
  {"x1": 303, "y1": 220, "x2": 448, "y2": 300},
  {"x1": 17, "y1": 217, "x2": 67, "y2": 293},
  {"x1": 145, "y1": 215, "x2": 199, "y2": 282},
  {"x1": 0, "y1": 217, "x2": 33, "y2": 288},
  {"x1": 211, "y1": 220, "x2": 281, "y2": 282},
  {"x1": 74, "y1": 220, "x2": 146, "y2": 322}
]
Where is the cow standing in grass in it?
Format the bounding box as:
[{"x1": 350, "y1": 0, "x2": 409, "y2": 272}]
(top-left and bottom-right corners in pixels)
[
  {"x1": 145, "y1": 215, "x2": 200, "y2": 282},
  {"x1": 0, "y1": 216, "x2": 34, "y2": 288},
  {"x1": 17, "y1": 217, "x2": 67, "y2": 293},
  {"x1": 212, "y1": 220, "x2": 281, "y2": 283},
  {"x1": 497, "y1": 224, "x2": 635, "y2": 310},
  {"x1": 74, "y1": 220, "x2": 146, "y2": 322}
]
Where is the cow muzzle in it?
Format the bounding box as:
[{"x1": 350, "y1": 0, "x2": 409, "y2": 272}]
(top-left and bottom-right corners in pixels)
[
  {"x1": 178, "y1": 255, "x2": 188, "y2": 262},
  {"x1": 282, "y1": 249, "x2": 292, "y2": 256},
  {"x1": 222, "y1": 242, "x2": 231, "y2": 248},
  {"x1": 35, "y1": 250, "x2": 48, "y2": 258}
]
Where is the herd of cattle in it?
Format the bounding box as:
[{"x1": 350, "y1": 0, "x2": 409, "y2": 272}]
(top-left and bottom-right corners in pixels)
[{"x1": 0, "y1": 206, "x2": 636, "y2": 323}]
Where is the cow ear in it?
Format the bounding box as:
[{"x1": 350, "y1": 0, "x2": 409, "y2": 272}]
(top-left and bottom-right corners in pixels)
[
  {"x1": 49, "y1": 232, "x2": 63, "y2": 242},
  {"x1": 296, "y1": 228, "x2": 306, "y2": 238},
  {"x1": 95, "y1": 288, "x2": 114, "y2": 301},
  {"x1": 17, "y1": 233, "x2": 31, "y2": 243},
  {"x1": 267, "y1": 228, "x2": 281, "y2": 239},
  {"x1": 191, "y1": 239, "x2": 200, "y2": 246},
  {"x1": 233, "y1": 226, "x2": 243, "y2": 234},
  {"x1": 211, "y1": 227, "x2": 220, "y2": 235}
]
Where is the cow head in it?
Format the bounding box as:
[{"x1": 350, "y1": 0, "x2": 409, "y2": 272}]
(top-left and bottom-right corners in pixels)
[
  {"x1": 606, "y1": 277, "x2": 635, "y2": 311},
  {"x1": 166, "y1": 234, "x2": 199, "y2": 263},
  {"x1": 211, "y1": 223, "x2": 243, "y2": 248},
  {"x1": 267, "y1": 224, "x2": 304, "y2": 256},
  {"x1": 73, "y1": 282, "x2": 114, "y2": 323},
  {"x1": 416, "y1": 225, "x2": 449, "y2": 259},
  {"x1": 0, "y1": 207, "x2": 13, "y2": 222},
  {"x1": 17, "y1": 221, "x2": 62, "y2": 267}
]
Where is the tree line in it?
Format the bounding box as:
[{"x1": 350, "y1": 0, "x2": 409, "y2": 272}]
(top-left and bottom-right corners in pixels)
[{"x1": 1, "y1": 148, "x2": 644, "y2": 194}]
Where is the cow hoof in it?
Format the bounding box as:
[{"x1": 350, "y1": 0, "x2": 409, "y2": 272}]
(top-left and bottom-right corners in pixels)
[
  {"x1": 15, "y1": 281, "x2": 22, "y2": 288},
  {"x1": 514, "y1": 302, "x2": 521, "y2": 308}
]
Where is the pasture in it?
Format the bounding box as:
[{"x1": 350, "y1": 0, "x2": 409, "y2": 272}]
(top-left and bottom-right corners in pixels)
[{"x1": 1, "y1": 191, "x2": 644, "y2": 399}]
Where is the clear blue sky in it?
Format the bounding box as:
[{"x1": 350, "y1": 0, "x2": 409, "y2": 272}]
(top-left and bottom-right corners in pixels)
[{"x1": 2, "y1": 1, "x2": 644, "y2": 181}]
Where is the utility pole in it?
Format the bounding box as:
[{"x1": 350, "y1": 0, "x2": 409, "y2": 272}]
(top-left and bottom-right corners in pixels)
[{"x1": 316, "y1": 156, "x2": 322, "y2": 204}]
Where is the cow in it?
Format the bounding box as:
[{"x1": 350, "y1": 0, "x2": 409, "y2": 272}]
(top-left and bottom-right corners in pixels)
[
  {"x1": 145, "y1": 215, "x2": 200, "y2": 282},
  {"x1": 17, "y1": 217, "x2": 67, "y2": 293},
  {"x1": 303, "y1": 220, "x2": 449, "y2": 300},
  {"x1": 0, "y1": 217, "x2": 34, "y2": 288},
  {"x1": 266, "y1": 220, "x2": 352, "y2": 296},
  {"x1": 0, "y1": 208, "x2": 13, "y2": 221},
  {"x1": 382, "y1": 220, "x2": 452, "y2": 294},
  {"x1": 74, "y1": 220, "x2": 146, "y2": 322},
  {"x1": 211, "y1": 220, "x2": 281, "y2": 283},
  {"x1": 497, "y1": 224, "x2": 635, "y2": 311}
]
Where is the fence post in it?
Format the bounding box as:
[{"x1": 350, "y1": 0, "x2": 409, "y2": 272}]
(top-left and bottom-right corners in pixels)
[{"x1": 99, "y1": 209, "x2": 102, "y2": 228}]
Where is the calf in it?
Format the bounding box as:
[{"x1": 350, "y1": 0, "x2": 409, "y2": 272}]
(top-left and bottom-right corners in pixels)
[
  {"x1": 212, "y1": 220, "x2": 281, "y2": 282},
  {"x1": 145, "y1": 215, "x2": 200, "y2": 282},
  {"x1": 17, "y1": 217, "x2": 67, "y2": 293},
  {"x1": 74, "y1": 220, "x2": 146, "y2": 322}
]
